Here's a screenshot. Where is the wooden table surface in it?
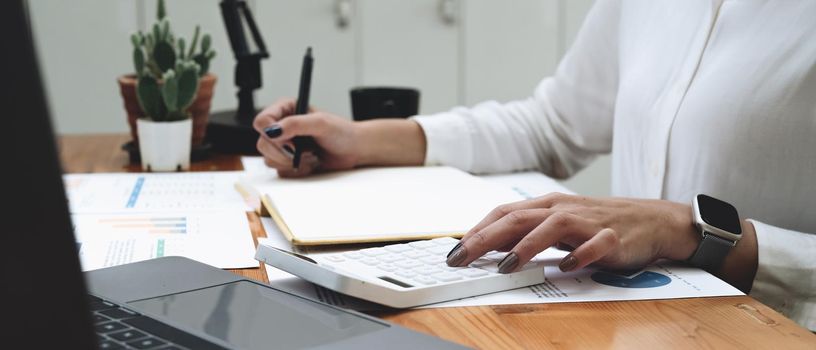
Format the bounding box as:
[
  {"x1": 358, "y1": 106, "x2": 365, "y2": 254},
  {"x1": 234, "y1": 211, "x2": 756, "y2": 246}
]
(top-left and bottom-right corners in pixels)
[{"x1": 59, "y1": 134, "x2": 816, "y2": 349}]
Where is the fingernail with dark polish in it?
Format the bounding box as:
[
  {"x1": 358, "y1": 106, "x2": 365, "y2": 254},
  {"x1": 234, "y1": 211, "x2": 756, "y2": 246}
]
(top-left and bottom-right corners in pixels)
[
  {"x1": 282, "y1": 145, "x2": 295, "y2": 156},
  {"x1": 446, "y1": 242, "x2": 462, "y2": 258},
  {"x1": 559, "y1": 254, "x2": 578, "y2": 272},
  {"x1": 446, "y1": 245, "x2": 467, "y2": 267},
  {"x1": 264, "y1": 125, "x2": 283, "y2": 138},
  {"x1": 497, "y1": 253, "x2": 519, "y2": 274}
]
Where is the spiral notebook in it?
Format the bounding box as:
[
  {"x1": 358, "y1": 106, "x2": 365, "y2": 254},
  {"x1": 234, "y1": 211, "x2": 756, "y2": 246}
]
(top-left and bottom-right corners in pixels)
[{"x1": 250, "y1": 166, "x2": 526, "y2": 246}]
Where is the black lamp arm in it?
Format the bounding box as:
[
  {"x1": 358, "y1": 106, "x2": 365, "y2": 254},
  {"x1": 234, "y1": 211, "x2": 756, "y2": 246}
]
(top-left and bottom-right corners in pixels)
[{"x1": 219, "y1": 0, "x2": 269, "y2": 122}]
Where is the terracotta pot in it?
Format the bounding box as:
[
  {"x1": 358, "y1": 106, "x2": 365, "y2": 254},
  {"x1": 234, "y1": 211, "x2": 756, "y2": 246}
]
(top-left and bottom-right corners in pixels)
[{"x1": 117, "y1": 73, "x2": 217, "y2": 146}]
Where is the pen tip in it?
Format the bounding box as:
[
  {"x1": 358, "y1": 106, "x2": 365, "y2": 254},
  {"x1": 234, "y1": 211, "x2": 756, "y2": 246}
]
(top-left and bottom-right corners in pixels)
[{"x1": 306, "y1": 47, "x2": 312, "y2": 55}]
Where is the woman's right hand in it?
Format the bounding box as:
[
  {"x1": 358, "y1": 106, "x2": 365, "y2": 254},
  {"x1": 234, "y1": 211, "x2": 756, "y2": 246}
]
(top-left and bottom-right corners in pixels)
[{"x1": 253, "y1": 98, "x2": 361, "y2": 178}]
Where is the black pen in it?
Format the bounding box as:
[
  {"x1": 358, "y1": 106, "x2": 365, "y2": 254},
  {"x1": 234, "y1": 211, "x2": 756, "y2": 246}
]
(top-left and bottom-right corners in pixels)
[{"x1": 292, "y1": 47, "x2": 316, "y2": 170}]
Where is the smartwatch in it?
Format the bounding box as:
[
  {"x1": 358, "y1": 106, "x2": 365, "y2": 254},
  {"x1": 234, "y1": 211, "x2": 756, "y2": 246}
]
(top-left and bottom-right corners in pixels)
[{"x1": 687, "y1": 194, "x2": 742, "y2": 271}]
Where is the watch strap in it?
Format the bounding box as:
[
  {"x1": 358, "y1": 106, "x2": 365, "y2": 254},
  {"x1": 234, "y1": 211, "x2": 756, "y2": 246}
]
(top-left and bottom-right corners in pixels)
[{"x1": 687, "y1": 231, "x2": 733, "y2": 271}]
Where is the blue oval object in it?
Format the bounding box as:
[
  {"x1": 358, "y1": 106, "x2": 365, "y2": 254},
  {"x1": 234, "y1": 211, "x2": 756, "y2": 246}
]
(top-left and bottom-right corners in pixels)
[{"x1": 590, "y1": 270, "x2": 671, "y2": 288}]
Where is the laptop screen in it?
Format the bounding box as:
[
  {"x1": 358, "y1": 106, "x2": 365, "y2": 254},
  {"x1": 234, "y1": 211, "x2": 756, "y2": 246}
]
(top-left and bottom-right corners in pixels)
[{"x1": 1, "y1": 0, "x2": 96, "y2": 348}]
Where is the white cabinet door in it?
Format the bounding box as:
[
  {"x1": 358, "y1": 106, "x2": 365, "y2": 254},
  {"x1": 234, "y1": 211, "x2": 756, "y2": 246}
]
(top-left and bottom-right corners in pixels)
[
  {"x1": 358, "y1": 0, "x2": 460, "y2": 115},
  {"x1": 254, "y1": 0, "x2": 357, "y2": 118},
  {"x1": 461, "y1": 0, "x2": 559, "y2": 105}
]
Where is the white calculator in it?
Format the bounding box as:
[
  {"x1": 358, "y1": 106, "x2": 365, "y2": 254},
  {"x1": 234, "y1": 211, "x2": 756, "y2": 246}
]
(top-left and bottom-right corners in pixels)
[{"x1": 255, "y1": 237, "x2": 547, "y2": 308}]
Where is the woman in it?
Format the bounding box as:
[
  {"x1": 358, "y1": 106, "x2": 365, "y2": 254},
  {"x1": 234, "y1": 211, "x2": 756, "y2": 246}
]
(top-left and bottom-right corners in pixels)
[{"x1": 253, "y1": 1, "x2": 815, "y2": 330}]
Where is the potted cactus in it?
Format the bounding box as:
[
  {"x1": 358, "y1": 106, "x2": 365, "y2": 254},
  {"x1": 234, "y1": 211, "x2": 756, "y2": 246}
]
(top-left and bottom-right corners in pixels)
[
  {"x1": 117, "y1": 0, "x2": 217, "y2": 170},
  {"x1": 136, "y1": 61, "x2": 200, "y2": 171}
]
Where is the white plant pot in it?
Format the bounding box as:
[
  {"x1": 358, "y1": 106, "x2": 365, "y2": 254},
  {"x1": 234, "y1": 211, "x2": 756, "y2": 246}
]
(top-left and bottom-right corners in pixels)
[{"x1": 137, "y1": 118, "x2": 192, "y2": 172}]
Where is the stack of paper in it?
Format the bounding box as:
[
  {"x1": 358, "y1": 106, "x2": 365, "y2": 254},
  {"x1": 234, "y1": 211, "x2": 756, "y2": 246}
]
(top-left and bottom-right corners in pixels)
[
  {"x1": 64, "y1": 172, "x2": 257, "y2": 271},
  {"x1": 251, "y1": 166, "x2": 527, "y2": 245}
]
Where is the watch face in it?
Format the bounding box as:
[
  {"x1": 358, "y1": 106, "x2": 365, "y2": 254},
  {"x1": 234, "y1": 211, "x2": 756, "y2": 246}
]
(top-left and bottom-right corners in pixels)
[{"x1": 697, "y1": 194, "x2": 742, "y2": 234}]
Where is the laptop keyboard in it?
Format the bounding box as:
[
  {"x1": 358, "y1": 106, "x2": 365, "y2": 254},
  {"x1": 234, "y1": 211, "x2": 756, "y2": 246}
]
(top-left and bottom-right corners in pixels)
[{"x1": 89, "y1": 295, "x2": 225, "y2": 350}]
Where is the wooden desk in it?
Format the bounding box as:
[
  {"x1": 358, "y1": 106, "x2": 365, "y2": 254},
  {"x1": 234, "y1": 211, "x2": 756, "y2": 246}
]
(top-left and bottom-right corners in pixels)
[{"x1": 59, "y1": 134, "x2": 816, "y2": 349}]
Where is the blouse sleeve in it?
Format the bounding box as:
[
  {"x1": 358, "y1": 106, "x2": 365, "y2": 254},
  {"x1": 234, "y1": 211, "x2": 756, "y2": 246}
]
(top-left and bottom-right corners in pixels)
[
  {"x1": 411, "y1": 0, "x2": 621, "y2": 177},
  {"x1": 748, "y1": 219, "x2": 816, "y2": 331}
]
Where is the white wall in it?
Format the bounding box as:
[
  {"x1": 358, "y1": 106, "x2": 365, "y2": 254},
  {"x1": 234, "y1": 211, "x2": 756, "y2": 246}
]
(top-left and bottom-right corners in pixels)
[
  {"x1": 30, "y1": 0, "x2": 609, "y2": 196},
  {"x1": 30, "y1": 0, "x2": 140, "y2": 134}
]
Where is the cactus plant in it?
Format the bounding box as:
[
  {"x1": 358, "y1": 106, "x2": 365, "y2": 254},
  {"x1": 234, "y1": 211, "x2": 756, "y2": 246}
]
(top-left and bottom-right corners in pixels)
[{"x1": 130, "y1": 0, "x2": 215, "y2": 121}]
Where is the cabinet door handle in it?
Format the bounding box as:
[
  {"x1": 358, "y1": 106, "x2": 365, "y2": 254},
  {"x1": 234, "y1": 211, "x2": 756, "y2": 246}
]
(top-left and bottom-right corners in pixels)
[
  {"x1": 439, "y1": 0, "x2": 457, "y2": 25},
  {"x1": 335, "y1": 0, "x2": 352, "y2": 29}
]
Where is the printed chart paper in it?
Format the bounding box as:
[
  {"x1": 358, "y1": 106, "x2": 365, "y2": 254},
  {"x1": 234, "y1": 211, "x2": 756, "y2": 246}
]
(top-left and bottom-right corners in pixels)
[
  {"x1": 74, "y1": 211, "x2": 257, "y2": 270},
  {"x1": 64, "y1": 172, "x2": 252, "y2": 213}
]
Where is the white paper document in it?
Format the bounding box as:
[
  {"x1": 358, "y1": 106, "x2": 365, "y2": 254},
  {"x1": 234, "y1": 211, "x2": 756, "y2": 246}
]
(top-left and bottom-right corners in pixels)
[
  {"x1": 420, "y1": 251, "x2": 744, "y2": 309},
  {"x1": 241, "y1": 155, "x2": 574, "y2": 198},
  {"x1": 241, "y1": 156, "x2": 275, "y2": 174},
  {"x1": 480, "y1": 172, "x2": 575, "y2": 197},
  {"x1": 239, "y1": 156, "x2": 574, "y2": 215},
  {"x1": 74, "y1": 210, "x2": 257, "y2": 270},
  {"x1": 254, "y1": 166, "x2": 525, "y2": 245},
  {"x1": 64, "y1": 171, "x2": 252, "y2": 213}
]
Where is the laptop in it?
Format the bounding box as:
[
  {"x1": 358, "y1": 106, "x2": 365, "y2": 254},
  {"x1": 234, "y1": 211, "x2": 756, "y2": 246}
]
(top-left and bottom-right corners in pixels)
[{"x1": 0, "y1": 1, "x2": 466, "y2": 349}]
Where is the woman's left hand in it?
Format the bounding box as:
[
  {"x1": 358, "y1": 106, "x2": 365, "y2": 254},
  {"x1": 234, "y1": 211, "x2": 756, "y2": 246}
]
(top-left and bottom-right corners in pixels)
[{"x1": 446, "y1": 193, "x2": 701, "y2": 273}]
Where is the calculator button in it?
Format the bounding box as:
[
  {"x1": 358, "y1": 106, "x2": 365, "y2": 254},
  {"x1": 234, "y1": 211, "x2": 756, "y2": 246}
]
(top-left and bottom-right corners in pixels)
[
  {"x1": 403, "y1": 250, "x2": 429, "y2": 259},
  {"x1": 377, "y1": 253, "x2": 404, "y2": 263},
  {"x1": 458, "y1": 268, "x2": 489, "y2": 278},
  {"x1": 484, "y1": 251, "x2": 507, "y2": 260},
  {"x1": 384, "y1": 244, "x2": 412, "y2": 253},
  {"x1": 434, "y1": 263, "x2": 459, "y2": 272},
  {"x1": 360, "y1": 248, "x2": 387, "y2": 257},
  {"x1": 431, "y1": 272, "x2": 463, "y2": 282},
  {"x1": 420, "y1": 255, "x2": 446, "y2": 264},
  {"x1": 408, "y1": 240, "x2": 436, "y2": 249},
  {"x1": 325, "y1": 255, "x2": 345, "y2": 262},
  {"x1": 427, "y1": 245, "x2": 452, "y2": 255},
  {"x1": 468, "y1": 258, "x2": 495, "y2": 268},
  {"x1": 413, "y1": 266, "x2": 442, "y2": 275},
  {"x1": 378, "y1": 264, "x2": 397, "y2": 272},
  {"x1": 395, "y1": 260, "x2": 423, "y2": 269},
  {"x1": 360, "y1": 257, "x2": 381, "y2": 266},
  {"x1": 413, "y1": 276, "x2": 437, "y2": 285},
  {"x1": 396, "y1": 270, "x2": 417, "y2": 278},
  {"x1": 343, "y1": 252, "x2": 364, "y2": 259}
]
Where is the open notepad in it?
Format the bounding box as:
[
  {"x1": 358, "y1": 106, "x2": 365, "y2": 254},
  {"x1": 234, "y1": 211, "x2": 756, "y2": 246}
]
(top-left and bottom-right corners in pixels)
[{"x1": 252, "y1": 166, "x2": 526, "y2": 246}]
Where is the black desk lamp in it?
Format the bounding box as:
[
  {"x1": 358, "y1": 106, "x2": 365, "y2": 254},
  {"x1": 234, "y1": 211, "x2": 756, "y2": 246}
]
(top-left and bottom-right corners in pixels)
[{"x1": 207, "y1": 0, "x2": 269, "y2": 153}]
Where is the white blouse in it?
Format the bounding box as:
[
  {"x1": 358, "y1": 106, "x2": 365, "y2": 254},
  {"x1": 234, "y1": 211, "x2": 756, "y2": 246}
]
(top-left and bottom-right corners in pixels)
[{"x1": 413, "y1": 0, "x2": 816, "y2": 330}]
